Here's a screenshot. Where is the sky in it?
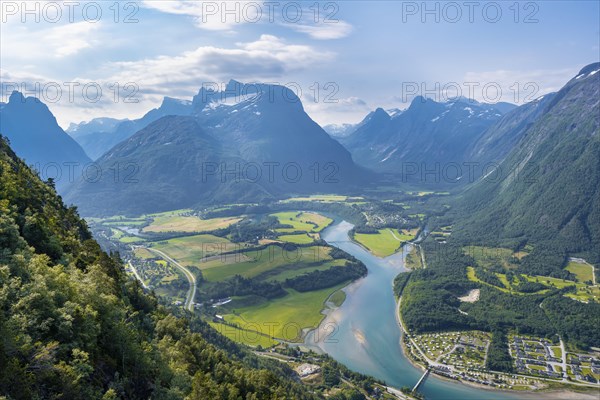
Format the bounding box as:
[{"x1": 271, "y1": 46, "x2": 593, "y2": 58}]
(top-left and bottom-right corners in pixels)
[{"x1": 1, "y1": 0, "x2": 599, "y2": 128}]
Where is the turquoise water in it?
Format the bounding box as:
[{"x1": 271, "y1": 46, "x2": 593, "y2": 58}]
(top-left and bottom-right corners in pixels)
[{"x1": 305, "y1": 220, "x2": 521, "y2": 400}]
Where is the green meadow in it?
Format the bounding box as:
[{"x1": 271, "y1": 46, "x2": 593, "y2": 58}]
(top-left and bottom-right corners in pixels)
[
  {"x1": 200, "y1": 245, "x2": 334, "y2": 282},
  {"x1": 222, "y1": 284, "x2": 348, "y2": 342},
  {"x1": 148, "y1": 234, "x2": 239, "y2": 266},
  {"x1": 143, "y1": 215, "x2": 242, "y2": 233},
  {"x1": 565, "y1": 260, "x2": 594, "y2": 283},
  {"x1": 271, "y1": 211, "x2": 332, "y2": 233},
  {"x1": 353, "y1": 228, "x2": 415, "y2": 257},
  {"x1": 208, "y1": 321, "x2": 278, "y2": 348}
]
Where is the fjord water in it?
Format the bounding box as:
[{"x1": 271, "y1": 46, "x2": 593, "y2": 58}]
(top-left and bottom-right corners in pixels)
[{"x1": 306, "y1": 220, "x2": 518, "y2": 400}]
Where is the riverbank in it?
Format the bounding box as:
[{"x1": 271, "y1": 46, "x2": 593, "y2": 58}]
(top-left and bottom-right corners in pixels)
[{"x1": 394, "y1": 294, "x2": 600, "y2": 398}]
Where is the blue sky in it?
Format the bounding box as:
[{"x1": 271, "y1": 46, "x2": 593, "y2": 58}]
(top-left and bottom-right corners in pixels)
[{"x1": 1, "y1": 0, "x2": 598, "y2": 128}]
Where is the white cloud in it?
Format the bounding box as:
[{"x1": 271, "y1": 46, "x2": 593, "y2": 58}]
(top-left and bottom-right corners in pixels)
[
  {"x1": 142, "y1": 0, "x2": 353, "y2": 39},
  {"x1": 105, "y1": 35, "x2": 334, "y2": 95},
  {"x1": 1, "y1": 21, "x2": 100, "y2": 60},
  {"x1": 463, "y1": 67, "x2": 579, "y2": 104},
  {"x1": 142, "y1": 0, "x2": 259, "y2": 31},
  {"x1": 290, "y1": 21, "x2": 353, "y2": 40},
  {"x1": 46, "y1": 22, "x2": 100, "y2": 57},
  {"x1": 1, "y1": 35, "x2": 335, "y2": 127}
]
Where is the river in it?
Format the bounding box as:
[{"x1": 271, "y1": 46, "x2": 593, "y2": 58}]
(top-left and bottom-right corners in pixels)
[{"x1": 304, "y1": 220, "x2": 522, "y2": 400}]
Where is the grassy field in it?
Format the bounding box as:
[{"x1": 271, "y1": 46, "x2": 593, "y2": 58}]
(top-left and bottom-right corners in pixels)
[
  {"x1": 119, "y1": 236, "x2": 145, "y2": 243},
  {"x1": 550, "y1": 346, "x2": 562, "y2": 358},
  {"x1": 143, "y1": 215, "x2": 242, "y2": 233},
  {"x1": 148, "y1": 234, "x2": 239, "y2": 266},
  {"x1": 109, "y1": 227, "x2": 145, "y2": 243},
  {"x1": 272, "y1": 211, "x2": 332, "y2": 233},
  {"x1": 353, "y1": 228, "x2": 410, "y2": 257},
  {"x1": 563, "y1": 285, "x2": 600, "y2": 303},
  {"x1": 466, "y1": 267, "x2": 599, "y2": 302},
  {"x1": 208, "y1": 321, "x2": 278, "y2": 348},
  {"x1": 467, "y1": 267, "x2": 514, "y2": 294},
  {"x1": 464, "y1": 246, "x2": 521, "y2": 270},
  {"x1": 565, "y1": 261, "x2": 594, "y2": 283},
  {"x1": 222, "y1": 284, "x2": 347, "y2": 342},
  {"x1": 200, "y1": 245, "x2": 334, "y2": 282},
  {"x1": 277, "y1": 233, "x2": 314, "y2": 244},
  {"x1": 405, "y1": 245, "x2": 423, "y2": 269},
  {"x1": 111, "y1": 228, "x2": 124, "y2": 239},
  {"x1": 328, "y1": 290, "x2": 346, "y2": 307},
  {"x1": 134, "y1": 247, "x2": 156, "y2": 259},
  {"x1": 259, "y1": 259, "x2": 347, "y2": 283}
]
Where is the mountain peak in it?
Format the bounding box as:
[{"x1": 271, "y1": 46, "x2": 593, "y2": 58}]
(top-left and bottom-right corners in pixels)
[
  {"x1": 361, "y1": 107, "x2": 391, "y2": 124},
  {"x1": 446, "y1": 95, "x2": 480, "y2": 105},
  {"x1": 8, "y1": 91, "x2": 26, "y2": 104},
  {"x1": 160, "y1": 96, "x2": 191, "y2": 108},
  {"x1": 408, "y1": 95, "x2": 438, "y2": 110},
  {"x1": 374, "y1": 107, "x2": 389, "y2": 116},
  {"x1": 225, "y1": 79, "x2": 244, "y2": 92},
  {"x1": 577, "y1": 62, "x2": 600, "y2": 76}
]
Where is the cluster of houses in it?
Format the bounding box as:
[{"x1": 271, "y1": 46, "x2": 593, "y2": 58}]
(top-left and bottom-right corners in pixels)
[
  {"x1": 511, "y1": 336, "x2": 599, "y2": 383},
  {"x1": 457, "y1": 334, "x2": 486, "y2": 352},
  {"x1": 568, "y1": 354, "x2": 600, "y2": 383},
  {"x1": 432, "y1": 366, "x2": 507, "y2": 388},
  {"x1": 511, "y1": 336, "x2": 562, "y2": 379}
]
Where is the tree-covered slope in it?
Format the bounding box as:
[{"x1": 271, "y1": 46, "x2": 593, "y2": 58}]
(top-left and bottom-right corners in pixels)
[{"x1": 0, "y1": 135, "x2": 320, "y2": 399}]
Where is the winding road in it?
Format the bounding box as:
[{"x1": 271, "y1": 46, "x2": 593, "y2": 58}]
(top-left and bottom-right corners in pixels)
[{"x1": 146, "y1": 247, "x2": 197, "y2": 312}]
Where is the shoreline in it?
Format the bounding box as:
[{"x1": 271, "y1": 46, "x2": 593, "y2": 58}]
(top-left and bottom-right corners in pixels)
[{"x1": 393, "y1": 295, "x2": 600, "y2": 399}]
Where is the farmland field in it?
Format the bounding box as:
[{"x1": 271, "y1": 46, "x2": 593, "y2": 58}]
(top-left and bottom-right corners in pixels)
[
  {"x1": 208, "y1": 321, "x2": 278, "y2": 348},
  {"x1": 134, "y1": 247, "x2": 156, "y2": 259},
  {"x1": 277, "y1": 233, "x2": 314, "y2": 244},
  {"x1": 148, "y1": 234, "x2": 241, "y2": 266},
  {"x1": 222, "y1": 284, "x2": 348, "y2": 342},
  {"x1": 200, "y1": 245, "x2": 333, "y2": 282},
  {"x1": 565, "y1": 260, "x2": 594, "y2": 283},
  {"x1": 271, "y1": 211, "x2": 332, "y2": 233},
  {"x1": 353, "y1": 228, "x2": 411, "y2": 257},
  {"x1": 143, "y1": 215, "x2": 242, "y2": 233}
]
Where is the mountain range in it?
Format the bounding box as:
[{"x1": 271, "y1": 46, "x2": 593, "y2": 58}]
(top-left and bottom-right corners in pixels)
[
  {"x1": 67, "y1": 97, "x2": 193, "y2": 160},
  {"x1": 64, "y1": 81, "x2": 370, "y2": 215},
  {"x1": 339, "y1": 97, "x2": 518, "y2": 182}
]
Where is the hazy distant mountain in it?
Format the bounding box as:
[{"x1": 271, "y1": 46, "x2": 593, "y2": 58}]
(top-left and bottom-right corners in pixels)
[
  {"x1": 69, "y1": 97, "x2": 192, "y2": 159},
  {"x1": 0, "y1": 91, "x2": 91, "y2": 190},
  {"x1": 323, "y1": 123, "x2": 357, "y2": 138},
  {"x1": 68, "y1": 117, "x2": 126, "y2": 138},
  {"x1": 457, "y1": 62, "x2": 600, "y2": 263},
  {"x1": 65, "y1": 81, "x2": 370, "y2": 215},
  {"x1": 340, "y1": 97, "x2": 516, "y2": 183}
]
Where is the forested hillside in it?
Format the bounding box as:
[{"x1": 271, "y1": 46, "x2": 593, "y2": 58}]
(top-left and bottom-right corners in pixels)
[
  {"x1": 0, "y1": 135, "x2": 322, "y2": 399},
  {"x1": 456, "y1": 63, "x2": 600, "y2": 271}
]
